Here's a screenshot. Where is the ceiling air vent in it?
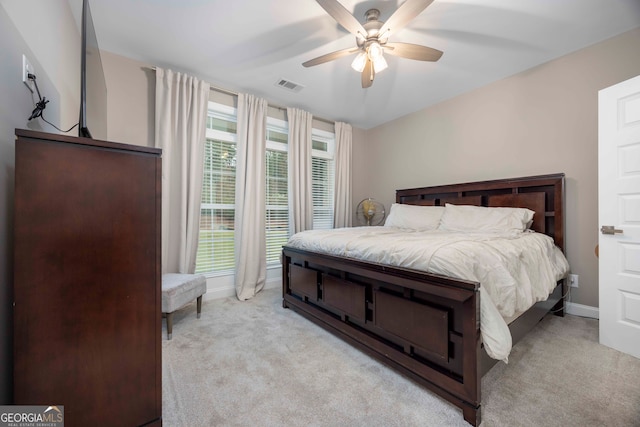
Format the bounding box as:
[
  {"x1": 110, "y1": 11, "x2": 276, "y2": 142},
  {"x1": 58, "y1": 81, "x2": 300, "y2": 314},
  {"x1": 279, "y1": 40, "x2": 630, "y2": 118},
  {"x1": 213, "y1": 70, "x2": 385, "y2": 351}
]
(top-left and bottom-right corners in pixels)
[{"x1": 275, "y1": 78, "x2": 304, "y2": 93}]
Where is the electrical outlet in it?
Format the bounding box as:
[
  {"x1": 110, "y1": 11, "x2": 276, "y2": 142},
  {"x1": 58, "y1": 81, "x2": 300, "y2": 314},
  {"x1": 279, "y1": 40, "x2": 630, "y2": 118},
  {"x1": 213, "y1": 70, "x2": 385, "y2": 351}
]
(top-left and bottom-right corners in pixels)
[
  {"x1": 569, "y1": 274, "x2": 579, "y2": 288},
  {"x1": 22, "y1": 54, "x2": 34, "y2": 91}
]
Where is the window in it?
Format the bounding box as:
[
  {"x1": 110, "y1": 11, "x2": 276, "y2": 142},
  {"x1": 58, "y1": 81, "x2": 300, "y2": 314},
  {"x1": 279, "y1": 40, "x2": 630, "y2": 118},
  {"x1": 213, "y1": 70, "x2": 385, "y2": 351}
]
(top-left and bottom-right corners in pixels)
[
  {"x1": 265, "y1": 119, "x2": 289, "y2": 266},
  {"x1": 311, "y1": 129, "x2": 335, "y2": 230},
  {"x1": 196, "y1": 102, "x2": 336, "y2": 275},
  {"x1": 195, "y1": 103, "x2": 237, "y2": 275}
]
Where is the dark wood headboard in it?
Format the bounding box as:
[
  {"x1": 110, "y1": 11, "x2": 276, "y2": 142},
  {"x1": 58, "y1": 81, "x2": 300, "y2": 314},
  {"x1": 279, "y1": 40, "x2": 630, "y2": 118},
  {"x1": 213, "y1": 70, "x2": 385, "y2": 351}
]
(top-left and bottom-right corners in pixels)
[{"x1": 396, "y1": 174, "x2": 565, "y2": 251}]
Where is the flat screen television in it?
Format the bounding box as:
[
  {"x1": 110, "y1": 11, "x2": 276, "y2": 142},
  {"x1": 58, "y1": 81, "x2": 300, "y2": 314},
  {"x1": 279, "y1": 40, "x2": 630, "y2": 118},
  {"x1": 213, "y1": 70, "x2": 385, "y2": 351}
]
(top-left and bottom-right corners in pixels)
[{"x1": 79, "y1": 0, "x2": 107, "y2": 139}]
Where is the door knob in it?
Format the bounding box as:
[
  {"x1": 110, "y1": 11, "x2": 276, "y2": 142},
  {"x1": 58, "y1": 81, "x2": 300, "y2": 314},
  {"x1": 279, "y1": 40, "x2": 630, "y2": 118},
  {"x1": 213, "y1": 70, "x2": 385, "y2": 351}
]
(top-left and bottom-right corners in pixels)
[{"x1": 601, "y1": 225, "x2": 623, "y2": 235}]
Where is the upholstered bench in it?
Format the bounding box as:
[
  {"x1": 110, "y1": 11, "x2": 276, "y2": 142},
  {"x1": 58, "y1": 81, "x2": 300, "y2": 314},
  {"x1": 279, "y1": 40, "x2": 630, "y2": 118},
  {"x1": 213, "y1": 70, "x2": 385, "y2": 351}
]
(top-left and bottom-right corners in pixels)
[{"x1": 162, "y1": 273, "x2": 207, "y2": 340}]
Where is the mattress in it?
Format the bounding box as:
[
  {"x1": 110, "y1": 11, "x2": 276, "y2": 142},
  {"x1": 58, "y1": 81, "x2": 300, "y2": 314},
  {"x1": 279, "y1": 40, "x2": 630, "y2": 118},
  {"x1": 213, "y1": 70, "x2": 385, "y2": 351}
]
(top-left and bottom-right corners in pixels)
[{"x1": 286, "y1": 226, "x2": 570, "y2": 361}]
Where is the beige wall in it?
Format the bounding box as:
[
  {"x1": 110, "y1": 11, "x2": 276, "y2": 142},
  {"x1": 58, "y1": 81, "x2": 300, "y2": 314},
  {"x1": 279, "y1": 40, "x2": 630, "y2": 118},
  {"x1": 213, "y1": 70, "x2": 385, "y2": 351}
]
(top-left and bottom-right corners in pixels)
[
  {"x1": 101, "y1": 50, "x2": 155, "y2": 146},
  {"x1": 352, "y1": 28, "x2": 640, "y2": 308},
  {"x1": 2, "y1": 0, "x2": 80, "y2": 128}
]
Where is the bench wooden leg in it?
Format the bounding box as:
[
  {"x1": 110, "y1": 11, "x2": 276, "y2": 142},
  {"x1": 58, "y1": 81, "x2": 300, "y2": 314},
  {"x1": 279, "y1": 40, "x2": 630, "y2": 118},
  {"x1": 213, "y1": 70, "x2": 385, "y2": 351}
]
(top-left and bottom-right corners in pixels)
[
  {"x1": 197, "y1": 295, "x2": 203, "y2": 319},
  {"x1": 166, "y1": 312, "x2": 174, "y2": 340}
]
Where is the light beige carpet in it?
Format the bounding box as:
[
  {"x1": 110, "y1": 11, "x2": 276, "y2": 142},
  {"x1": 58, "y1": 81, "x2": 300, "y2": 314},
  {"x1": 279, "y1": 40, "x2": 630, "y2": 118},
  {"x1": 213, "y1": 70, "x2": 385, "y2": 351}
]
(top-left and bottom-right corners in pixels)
[{"x1": 162, "y1": 288, "x2": 640, "y2": 427}]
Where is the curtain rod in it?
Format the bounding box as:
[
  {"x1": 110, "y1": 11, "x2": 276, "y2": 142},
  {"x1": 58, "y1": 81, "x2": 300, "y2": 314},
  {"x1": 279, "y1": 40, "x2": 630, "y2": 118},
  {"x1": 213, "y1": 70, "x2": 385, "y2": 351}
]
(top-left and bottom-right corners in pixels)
[{"x1": 149, "y1": 66, "x2": 335, "y2": 125}]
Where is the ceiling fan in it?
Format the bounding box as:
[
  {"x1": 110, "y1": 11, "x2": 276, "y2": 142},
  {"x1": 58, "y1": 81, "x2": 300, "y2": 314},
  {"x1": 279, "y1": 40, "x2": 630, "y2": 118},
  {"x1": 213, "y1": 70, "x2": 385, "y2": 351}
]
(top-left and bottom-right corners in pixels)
[{"x1": 303, "y1": 0, "x2": 443, "y2": 88}]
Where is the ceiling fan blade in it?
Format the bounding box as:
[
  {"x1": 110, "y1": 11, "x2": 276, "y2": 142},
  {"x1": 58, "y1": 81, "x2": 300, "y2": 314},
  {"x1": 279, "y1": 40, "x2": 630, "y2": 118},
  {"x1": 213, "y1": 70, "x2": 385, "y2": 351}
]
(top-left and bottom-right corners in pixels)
[
  {"x1": 378, "y1": 0, "x2": 435, "y2": 37},
  {"x1": 316, "y1": 0, "x2": 367, "y2": 38},
  {"x1": 384, "y1": 42, "x2": 443, "y2": 61},
  {"x1": 303, "y1": 47, "x2": 359, "y2": 67},
  {"x1": 361, "y1": 57, "x2": 374, "y2": 88}
]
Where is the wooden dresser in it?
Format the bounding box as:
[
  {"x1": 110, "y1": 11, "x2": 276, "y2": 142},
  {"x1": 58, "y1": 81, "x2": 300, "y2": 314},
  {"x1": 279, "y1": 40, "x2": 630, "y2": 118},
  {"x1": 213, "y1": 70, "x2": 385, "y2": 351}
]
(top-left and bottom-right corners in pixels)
[{"x1": 13, "y1": 129, "x2": 162, "y2": 427}]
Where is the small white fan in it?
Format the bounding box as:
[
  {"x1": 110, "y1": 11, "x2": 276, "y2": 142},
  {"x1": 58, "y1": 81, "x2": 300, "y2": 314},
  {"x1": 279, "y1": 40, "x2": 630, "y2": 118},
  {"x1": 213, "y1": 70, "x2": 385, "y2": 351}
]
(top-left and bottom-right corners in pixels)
[{"x1": 356, "y1": 198, "x2": 385, "y2": 226}]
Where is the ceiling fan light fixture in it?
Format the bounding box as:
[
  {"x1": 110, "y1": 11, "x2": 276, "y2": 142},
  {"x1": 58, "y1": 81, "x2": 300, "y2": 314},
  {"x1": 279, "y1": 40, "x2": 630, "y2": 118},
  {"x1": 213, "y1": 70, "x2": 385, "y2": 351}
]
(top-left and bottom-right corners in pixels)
[
  {"x1": 372, "y1": 55, "x2": 388, "y2": 73},
  {"x1": 368, "y1": 41, "x2": 384, "y2": 61},
  {"x1": 351, "y1": 51, "x2": 367, "y2": 72},
  {"x1": 365, "y1": 41, "x2": 387, "y2": 73}
]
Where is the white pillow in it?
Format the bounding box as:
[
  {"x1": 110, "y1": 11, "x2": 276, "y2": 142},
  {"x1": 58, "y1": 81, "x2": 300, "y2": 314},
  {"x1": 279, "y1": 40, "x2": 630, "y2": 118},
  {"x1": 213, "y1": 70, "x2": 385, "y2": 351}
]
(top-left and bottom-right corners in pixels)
[
  {"x1": 438, "y1": 203, "x2": 534, "y2": 233},
  {"x1": 384, "y1": 204, "x2": 445, "y2": 231}
]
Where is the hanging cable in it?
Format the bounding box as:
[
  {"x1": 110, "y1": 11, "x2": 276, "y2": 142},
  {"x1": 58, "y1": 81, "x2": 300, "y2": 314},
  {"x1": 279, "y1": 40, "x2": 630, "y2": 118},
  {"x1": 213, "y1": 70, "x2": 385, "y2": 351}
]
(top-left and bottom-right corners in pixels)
[
  {"x1": 27, "y1": 73, "x2": 48, "y2": 120},
  {"x1": 27, "y1": 73, "x2": 79, "y2": 133}
]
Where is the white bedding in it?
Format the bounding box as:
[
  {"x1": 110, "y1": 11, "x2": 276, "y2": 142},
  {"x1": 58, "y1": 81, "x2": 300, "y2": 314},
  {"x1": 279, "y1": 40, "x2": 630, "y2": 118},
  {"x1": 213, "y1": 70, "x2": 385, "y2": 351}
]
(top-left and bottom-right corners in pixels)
[{"x1": 286, "y1": 226, "x2": 570, "y2": 361}]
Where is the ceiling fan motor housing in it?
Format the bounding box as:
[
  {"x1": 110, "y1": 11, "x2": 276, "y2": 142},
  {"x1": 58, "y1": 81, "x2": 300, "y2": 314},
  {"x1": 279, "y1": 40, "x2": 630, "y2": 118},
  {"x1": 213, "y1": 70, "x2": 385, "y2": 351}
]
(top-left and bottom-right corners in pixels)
[{"x1": 356, "y1": 9, "x2": 388, "y2": 48}]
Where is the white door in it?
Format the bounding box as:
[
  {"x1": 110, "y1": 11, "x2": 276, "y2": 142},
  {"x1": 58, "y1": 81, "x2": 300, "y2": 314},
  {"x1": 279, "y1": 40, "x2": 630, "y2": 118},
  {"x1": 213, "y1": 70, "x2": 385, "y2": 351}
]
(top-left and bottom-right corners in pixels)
[{"x1": 598, "y1": 74, "x2": 640, "y2": 359}]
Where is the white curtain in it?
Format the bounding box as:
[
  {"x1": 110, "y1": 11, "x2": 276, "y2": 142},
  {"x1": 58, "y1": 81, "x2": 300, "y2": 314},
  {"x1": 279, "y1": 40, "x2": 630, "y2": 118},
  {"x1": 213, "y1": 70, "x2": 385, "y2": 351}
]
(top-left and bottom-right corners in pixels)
[
  {"x1": 333, "y1": 121, "x2": 353, "y2": 228},
  {"x1": 155, "y1": 67, "x2": 210, "y2": 274},
  {"x1": 234, "y1": 93, "x2": 267, "y2": 301},
  {"x1": 287, "y1": 107, "x2": 314, "y2": 234}
]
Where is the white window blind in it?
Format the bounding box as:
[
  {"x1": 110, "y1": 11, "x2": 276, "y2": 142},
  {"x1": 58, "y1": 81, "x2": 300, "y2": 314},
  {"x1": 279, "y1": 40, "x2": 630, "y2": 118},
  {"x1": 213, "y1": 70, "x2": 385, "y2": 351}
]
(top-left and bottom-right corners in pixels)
[
  {"x1": 195, "y1": 103, "x2": 237, "y2": 275},
  {"x1": 312, "y1": 130, "x2": 335, "y2": 230},
  {"x1": 265, "y1": 121, "x2": 289, "y2": 266}
]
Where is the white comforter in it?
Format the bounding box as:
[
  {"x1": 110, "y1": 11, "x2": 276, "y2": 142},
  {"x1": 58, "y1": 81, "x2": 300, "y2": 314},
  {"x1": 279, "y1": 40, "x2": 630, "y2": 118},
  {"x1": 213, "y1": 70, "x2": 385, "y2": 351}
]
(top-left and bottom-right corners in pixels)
[{"x1": 286, "y1": 226, "x2": 570, "y2": 361}]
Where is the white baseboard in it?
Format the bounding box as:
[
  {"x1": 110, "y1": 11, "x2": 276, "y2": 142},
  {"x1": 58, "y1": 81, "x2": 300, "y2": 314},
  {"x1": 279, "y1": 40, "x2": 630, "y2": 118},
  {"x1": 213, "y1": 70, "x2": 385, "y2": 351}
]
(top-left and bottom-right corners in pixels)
[
  {"x1": 566, "y1": 302, "x2": 599, "y2": 319},
  {"x1": 202, "y1": 272, "x2": 281, "y2": 302}
]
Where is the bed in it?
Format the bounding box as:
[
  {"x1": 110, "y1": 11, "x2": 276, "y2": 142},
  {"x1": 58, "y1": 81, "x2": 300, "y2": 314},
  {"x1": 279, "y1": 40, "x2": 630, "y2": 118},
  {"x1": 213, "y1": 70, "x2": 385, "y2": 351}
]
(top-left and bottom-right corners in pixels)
[{"x1": 281, "y1": 173, "x2": 568, "y2": 426}]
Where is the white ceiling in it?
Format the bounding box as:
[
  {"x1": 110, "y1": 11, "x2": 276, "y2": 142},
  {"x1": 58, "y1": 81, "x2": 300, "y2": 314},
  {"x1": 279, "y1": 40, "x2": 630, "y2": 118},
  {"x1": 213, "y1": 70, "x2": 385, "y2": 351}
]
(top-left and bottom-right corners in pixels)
[{"x1": 70, "y1": 0, "x2": 640, "y2": 129}]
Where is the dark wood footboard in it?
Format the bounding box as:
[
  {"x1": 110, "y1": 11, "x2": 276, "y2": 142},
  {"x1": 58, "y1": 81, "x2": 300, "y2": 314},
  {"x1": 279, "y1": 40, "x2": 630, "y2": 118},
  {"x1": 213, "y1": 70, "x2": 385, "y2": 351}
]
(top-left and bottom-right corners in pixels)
[{"x1": 282, "y1": 246, "x2": 484, "y2": 425}]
